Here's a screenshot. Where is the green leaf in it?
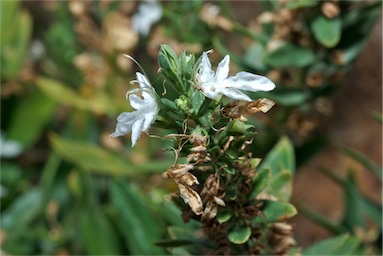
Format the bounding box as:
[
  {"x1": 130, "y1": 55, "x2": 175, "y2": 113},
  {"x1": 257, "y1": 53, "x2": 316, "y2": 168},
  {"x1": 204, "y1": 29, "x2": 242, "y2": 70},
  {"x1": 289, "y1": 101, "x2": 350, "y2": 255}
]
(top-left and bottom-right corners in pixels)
[
  {"x1": 285, "y1": 0, "x2": 318, "y2": 9},
  {"x1": 320, "y1": 168, "x2": 382, "y2": 229},
  {"x1": 217, "y1": 210, "x2": 232, "y2": 224},
  {"x1": 80, "y1": 206, "x2": 121, "y2": 255},
  {"x1": 1, "y1": 188, "x2": 42, "y2": 230},
  {"x1": 0, "y1": 162, "x2": 22, "y2": 187},
  {"x1": 255, "y1": 200, "x2": 297, "y2": 223},
  {"x1": 1, "y1": 188, "x2": 43, "y2": 254},
  {"x1": 266, "y1": 170, "x2": 293, "y2": 202},
  {"x1": 341, "y1": 170, "x2": 382, "y2": 229},
  {"x1": 264, "y1": 43, "x2": 315, "y2": 68},
  {"x1": 311, "y1": 16, "x2": 341, "y2": 48},
  {"x1": 259, "y1": 137, "x2": 295, "y2": 176},
  {"x1": 299, "y1": 206, "x2": 347, "y2": 234},
  {"x1": 341, "y1": 147, "x2": 382, "y2": 179},
  {"x1": 0, "y1": 1, "x2": 19, "y2": 45},
  {"x1": 7, "y1": 90, "x2": 56, "y2": 148},
  {"x1": 168, "y1": 226, "x2": 196, "y2": 240},
  {"x1": 191, "y1": 90, "x2": 205, "y2": 114},
  {"x1": 50, "y1": 133, "x2": 172, "y2": 175},
  {"x1": 371, "y1": 111, "x2": 383, "y2": 124},
  {"x1": 36, "y1": 77, "x2": 116, "y2": 115},
  {"x1": 303, "y1": 233, "x2": 362, "y2": 255},
  {"x1": 250, "y1": 168, "x2": 271, "y2": 199},
  {"x1": 111, "y1": 180, "x2": 164, "y2": 255},
  {"x1": 1, "y1": 6, "x2": 32, "y2": 79},
  {"x1": 166, "y1": 226, "x2": 212, "y2": 254},
  {"x1": 228, "y1": 227, "x2": 252, "y2": 244}
]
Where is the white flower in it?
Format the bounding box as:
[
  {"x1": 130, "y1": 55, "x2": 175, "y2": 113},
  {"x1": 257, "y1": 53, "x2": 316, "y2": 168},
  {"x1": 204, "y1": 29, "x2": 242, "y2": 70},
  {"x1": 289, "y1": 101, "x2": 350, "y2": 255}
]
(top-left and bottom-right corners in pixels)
[
  {"x1": 132, "y1": 0, "x2": 162, "y2": 36},
  {"x1": 111, "y1": 72, "x2": 158, "y2": 146},
  {"x1": 0, "y1": 131, "x2": 22, "y2": 158},
  {"x1": 198, "y1": 52, "x2": 276, "y2": 102}
]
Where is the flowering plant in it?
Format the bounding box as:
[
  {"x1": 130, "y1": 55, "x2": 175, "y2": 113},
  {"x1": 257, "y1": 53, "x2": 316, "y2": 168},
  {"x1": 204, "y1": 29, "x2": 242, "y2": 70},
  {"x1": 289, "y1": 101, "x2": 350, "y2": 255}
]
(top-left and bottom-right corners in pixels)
[{"x1": 112, "y1": 45, "x2": 298, "y2": 254}]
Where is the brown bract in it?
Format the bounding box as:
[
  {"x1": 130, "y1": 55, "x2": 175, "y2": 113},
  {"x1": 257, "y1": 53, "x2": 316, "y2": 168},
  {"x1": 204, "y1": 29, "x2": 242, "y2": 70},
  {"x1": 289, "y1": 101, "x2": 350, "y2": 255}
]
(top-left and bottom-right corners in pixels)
[
  {"x1": 268, "y1": 222, "x2": 297, "y2": 255},
  {"x1": 200, "y1": 174, "x2": 226, "y2": 221},
  {"x1": 162, "y1": 164, "x2": 203, "y2": 215},
  {"x1": 223, "y1": 98, "x2": 275, "y2": 121}
]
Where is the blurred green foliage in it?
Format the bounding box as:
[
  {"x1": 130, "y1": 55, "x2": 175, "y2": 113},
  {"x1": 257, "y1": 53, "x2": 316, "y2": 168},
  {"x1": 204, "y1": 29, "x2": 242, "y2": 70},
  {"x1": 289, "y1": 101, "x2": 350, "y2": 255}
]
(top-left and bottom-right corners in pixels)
[{"x1": 1, "y1": 0, "x2": 381, "y2": 255}]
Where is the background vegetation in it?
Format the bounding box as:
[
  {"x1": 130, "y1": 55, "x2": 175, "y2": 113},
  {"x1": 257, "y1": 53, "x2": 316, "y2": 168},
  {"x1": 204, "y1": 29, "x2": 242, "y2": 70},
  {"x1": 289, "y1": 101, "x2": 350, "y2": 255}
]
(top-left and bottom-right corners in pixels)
[{"x1": 1, "y1": 0, "x2": 381, "y2": 255}]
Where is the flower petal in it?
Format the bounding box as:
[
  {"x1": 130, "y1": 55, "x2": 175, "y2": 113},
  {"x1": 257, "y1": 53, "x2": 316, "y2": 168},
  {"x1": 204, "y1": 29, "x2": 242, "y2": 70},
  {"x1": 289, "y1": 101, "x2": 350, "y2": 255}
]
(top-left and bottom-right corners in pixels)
[
  {"x1": 136, "y1": 72, "x2": 152, "y2": 88},
  {"x1": 131, "y1": 118, "x2": 144, "y2": 146},
  {"x1": 129, "y1": 94, "x2": 145, "y2": 110},
  {"x1": 116, "y1": 111, "x2": 138, "y2": 122},
  {"x1": 110, "y1": 120, "x2": 134, "y2": 137},
  {"x1": 199, "y1": 52, "x2": 214, "y2": 83},
  {"x1": 214, "y1": 55, "x2": 230, "y2": 81},
  {"x1": 201, "y1": 82, "x2": 219, "y2": 100},
  {"x1": 142, "y1": 107, "x2": 157, "y2": 131},
  {"x1": 220, "y1": 87, "x2": 252, "y2": 102},
  {"x1": 226, "y1": 71, "x2": 276, "y2": 92}
]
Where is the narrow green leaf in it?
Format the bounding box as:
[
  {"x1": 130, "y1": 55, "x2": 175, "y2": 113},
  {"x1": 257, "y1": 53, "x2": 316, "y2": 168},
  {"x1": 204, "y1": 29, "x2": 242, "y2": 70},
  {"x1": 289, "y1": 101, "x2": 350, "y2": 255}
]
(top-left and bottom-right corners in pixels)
[
  {"x1": 320, "y1": 168, "x2": 382, "y2": 229},
  {"x1": 111, "y1": 180, "x2": 164, "y2": 255},
  {"x1": 228, "y1": 227, "x2": 252, "y2": 244},
  {"x1": 1, "y1": 188, "x2": 43, "y2": 254},
  {"x1": 341, "y1": 147, "x2": 382, "y2": 179},
  {"x1": 80, "y1": 207, "x2": 121, "y2": 255},
  {"x1": 299, "y1": 206, "x2": 347, "y2": 234},
  {"x1": 7, "y1": 90, "x2": 56, "y2": 148},
  {"x1": 50, "y1": 134, "x2": 172, "y2": 175},
  {"x1": 285, "y1": 0, "x2": 318, "y2": 9},
  {"x1": 1, "y1": 188, "x2": 42, "y2": 231},
  {"x1": 1, "y1": 7, "x2": 32, "y2": 79},
  {"x1": 311, "y1": 16, "x2": 341, "y2": 48},
  {"x1": 36, "y1": 77, "x2": 116, "y2": 115},
  {"x1": 264, "y1": 44, "x2": 315, "y2": 68},
  {"x1": 303, "y1": 233, "x2": 362, "y2": 255},
  {"x1": 341, "y1": 170, "x2": 382, "y2": 229},
  {"x1": 0, "y1": 1, "x2": 19, "y2": 45}
]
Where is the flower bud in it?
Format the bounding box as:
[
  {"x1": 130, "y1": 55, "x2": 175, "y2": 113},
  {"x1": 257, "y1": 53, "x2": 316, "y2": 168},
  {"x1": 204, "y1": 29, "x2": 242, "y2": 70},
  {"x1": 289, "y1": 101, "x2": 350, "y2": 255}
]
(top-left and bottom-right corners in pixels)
[
  {"x1": 158, "y1": 44, "x2": 184, "y2": 94},
  {"x1": 229, "y1": 119, "x2": 246, "y2": 135},
  {"x1": 175, "y1": 95, "x2": 189, "y2": 112},
  {"x1": 179, "y1": 51, "x2": 195, "y2": 82}
]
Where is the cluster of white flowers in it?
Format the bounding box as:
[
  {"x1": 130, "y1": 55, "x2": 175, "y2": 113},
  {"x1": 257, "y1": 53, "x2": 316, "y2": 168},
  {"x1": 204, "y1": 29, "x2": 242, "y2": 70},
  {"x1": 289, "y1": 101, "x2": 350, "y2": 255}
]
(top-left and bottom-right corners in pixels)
[{"x1": 112, "y1": 51, "x2": 275, "y2": 146}]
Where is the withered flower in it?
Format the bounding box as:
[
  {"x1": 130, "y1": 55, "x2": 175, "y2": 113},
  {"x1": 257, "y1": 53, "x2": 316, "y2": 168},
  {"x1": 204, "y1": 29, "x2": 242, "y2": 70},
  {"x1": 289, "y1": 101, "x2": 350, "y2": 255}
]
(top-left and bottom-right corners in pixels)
[
  {"x1": 223, "y1": 98, "x2": 275, "y2": 121},
  {"x1": 162, "y1": 164, "x2": 203, "y2": 215}
]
